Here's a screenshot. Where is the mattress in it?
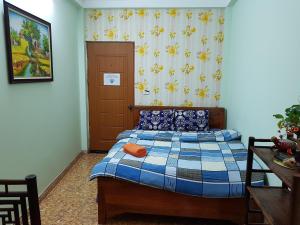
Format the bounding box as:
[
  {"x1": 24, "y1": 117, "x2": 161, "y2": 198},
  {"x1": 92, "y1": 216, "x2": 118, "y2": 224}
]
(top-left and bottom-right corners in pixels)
[{"x1": 90, "y1": 129, "x2": 264, "y2": 198}]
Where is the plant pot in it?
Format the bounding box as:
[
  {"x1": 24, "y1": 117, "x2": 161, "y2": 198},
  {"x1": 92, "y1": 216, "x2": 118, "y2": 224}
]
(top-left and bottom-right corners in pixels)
[
  {"x1": 287, "y1": 133, "x2": 294, "y2": 140},
  {"x1": 296, "y1": 130, "x2": 300, "y2": 139},
  {"x1": 295, "y1": 151, "x2": 300, "y2": 164}
]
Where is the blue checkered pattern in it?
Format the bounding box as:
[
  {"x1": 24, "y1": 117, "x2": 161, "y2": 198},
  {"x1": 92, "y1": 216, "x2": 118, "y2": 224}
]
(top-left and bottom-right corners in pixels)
[
  {"x1": 91, "y1": 130, "x2": 264, "y2": 198},
  {"x1": 116, "y1": 129, "x2": 241, "y2": 143}
]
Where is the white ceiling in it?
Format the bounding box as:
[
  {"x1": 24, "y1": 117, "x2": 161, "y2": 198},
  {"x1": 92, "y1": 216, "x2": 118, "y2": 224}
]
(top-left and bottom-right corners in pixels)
[{"x1": 75, "y1": 0, "x2": 233, "y2": 8}]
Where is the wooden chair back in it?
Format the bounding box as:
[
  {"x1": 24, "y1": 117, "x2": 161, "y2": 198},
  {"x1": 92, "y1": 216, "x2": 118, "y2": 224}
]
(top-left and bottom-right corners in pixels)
[{"x1": 0, "y1": 175, "x2": 41, "y2": 225}]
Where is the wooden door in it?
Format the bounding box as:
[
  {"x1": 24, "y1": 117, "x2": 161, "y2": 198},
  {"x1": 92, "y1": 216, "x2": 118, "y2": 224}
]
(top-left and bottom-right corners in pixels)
[{"x1": 87, "y1": 42, "x2": 134, "y2": 151}]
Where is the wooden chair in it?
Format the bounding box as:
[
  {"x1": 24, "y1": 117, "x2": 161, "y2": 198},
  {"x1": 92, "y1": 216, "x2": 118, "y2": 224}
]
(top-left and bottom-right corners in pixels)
[{"x1": 0, "y1": 175, "x2": 41, "y2": 225}]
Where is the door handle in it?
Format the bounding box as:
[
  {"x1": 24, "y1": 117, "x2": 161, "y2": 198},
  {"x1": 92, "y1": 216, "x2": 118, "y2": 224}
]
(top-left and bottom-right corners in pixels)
[{"x1": 128, "y1": 105, "x2": 133, "y2": 111}]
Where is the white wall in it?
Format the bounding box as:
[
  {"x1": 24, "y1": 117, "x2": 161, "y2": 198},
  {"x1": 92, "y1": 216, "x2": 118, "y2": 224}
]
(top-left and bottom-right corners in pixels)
[{"x1": 78, "y1": 0, "x2": 231, "y2": 8}]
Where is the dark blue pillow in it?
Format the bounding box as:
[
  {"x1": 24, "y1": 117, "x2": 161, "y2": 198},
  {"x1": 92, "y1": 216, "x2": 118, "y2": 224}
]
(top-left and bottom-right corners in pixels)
[
  {"x1": 174, "y1": 110, "x2": 209, "y2": 131},
  {"x1": 137, "y1": 110, "x2": 174, "y2": 131}
]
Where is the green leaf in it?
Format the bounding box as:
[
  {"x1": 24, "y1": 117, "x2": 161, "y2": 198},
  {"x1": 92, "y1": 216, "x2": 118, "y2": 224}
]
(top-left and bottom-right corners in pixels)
[
  {"x1": 273, "y1": 114, "x2": 284, "y2": 119},
  {"x1": 291, "y1": 104, "x2": 300, "y2": 108},
  {"x1": 277, "y1": 120, "x2": 284, "y2": 129}
]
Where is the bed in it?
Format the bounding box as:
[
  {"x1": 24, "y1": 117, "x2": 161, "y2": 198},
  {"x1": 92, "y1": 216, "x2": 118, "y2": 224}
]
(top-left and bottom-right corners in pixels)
[{"x1": 91, "y1": 106, "x2": 264, "y2": 225}]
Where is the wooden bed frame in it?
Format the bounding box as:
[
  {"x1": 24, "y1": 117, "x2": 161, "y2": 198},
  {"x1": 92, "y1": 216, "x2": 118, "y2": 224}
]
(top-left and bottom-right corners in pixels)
[{"x1": 97, "y1": 106, "x2": 246, "y2": 225}]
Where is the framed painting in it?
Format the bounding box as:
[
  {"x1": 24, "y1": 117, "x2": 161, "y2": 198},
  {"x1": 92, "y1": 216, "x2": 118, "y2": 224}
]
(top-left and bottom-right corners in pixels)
[{"x1": 3, "y1": 1, "x2": 53, "y2": 83}]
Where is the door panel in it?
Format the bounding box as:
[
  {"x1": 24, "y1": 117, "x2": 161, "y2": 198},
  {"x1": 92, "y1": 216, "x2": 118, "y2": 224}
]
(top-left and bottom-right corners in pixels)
[
  {"x1": 98, "y1": 114, "x2": 125, "y2": 127},
  {"x1": 87, "y1": 42, "x2": 134, "y2": 151},
  {"x1": 96, "y1": 100, "x2": 125, "y2": 113},
  {"x1": 98, "y1": 56, "x2": 125, "y2": 72}
]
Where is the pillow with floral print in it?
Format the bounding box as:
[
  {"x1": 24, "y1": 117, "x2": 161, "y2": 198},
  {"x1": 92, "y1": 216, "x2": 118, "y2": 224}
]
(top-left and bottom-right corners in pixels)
[
  {"x1": 137, "y1": 110, "x2": 174, "y2": 131},
  {"x1": 174, "y1": 109, "x2": 209, "y2": 131}
]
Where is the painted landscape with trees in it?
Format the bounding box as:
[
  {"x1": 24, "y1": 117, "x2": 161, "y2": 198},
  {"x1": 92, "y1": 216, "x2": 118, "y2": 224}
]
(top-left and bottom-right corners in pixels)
[{"x1": 8, "y1": 9, "x2": 52, "y2": 80}]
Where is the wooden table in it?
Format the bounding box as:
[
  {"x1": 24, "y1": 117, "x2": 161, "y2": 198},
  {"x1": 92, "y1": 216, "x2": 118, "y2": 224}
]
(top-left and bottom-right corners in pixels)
[{"x1": 245, "y1": 137, "x2": 300, "y2": 225}]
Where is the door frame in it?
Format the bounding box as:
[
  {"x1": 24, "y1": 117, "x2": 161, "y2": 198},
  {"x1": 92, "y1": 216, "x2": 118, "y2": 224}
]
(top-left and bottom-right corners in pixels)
[{"x1": 86, "y1": 41, "x2": 135, "y2": 153}]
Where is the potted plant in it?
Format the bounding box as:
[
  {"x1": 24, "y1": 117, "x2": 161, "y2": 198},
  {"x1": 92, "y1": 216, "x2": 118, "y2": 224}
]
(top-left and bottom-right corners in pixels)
[
  {"x1": 273, "y1": 104, "x2": 300, "y2": 139},
  {"x1": 273, "y1": 105, "x2": 300, "y2": 139},
  {"x1": 273, "y1": 104, "x2": 300, "y2": 165}
]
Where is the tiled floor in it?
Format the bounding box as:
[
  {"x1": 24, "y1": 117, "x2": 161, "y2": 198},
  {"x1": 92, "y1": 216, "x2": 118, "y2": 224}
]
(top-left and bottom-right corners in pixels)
[{"x1": 40, "y1": 153, "x2": 234, "y2": 225}]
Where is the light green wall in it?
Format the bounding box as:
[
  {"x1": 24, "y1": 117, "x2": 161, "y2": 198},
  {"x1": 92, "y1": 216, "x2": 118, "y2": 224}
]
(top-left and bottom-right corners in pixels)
[
  {"x1": 222, "y1": 0, "x2": 300, "y2": 185},
  {"x1": 222, "y1": 0, "x2": 300, "y2": 142},
  {"x1": 0, "y1": 0, "x2": 82, "y2": 194},
  {"x1": 77, "y1": 9, "x2": 88, "y2": 151}
]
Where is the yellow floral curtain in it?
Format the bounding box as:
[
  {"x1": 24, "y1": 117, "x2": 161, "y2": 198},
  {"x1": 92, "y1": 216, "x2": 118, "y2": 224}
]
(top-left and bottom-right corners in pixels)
[{"x1": 85, "y1": 8, "x2": 225, "y2": 107}]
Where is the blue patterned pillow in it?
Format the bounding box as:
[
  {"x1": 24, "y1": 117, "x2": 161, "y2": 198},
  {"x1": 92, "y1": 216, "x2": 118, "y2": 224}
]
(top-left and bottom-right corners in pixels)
[
  {"x1": 137, "y1": 110, "x2": 174, "y2": 131},
  {"x1": 174, "y1": 110, "x2": 209, "y2": 131}
]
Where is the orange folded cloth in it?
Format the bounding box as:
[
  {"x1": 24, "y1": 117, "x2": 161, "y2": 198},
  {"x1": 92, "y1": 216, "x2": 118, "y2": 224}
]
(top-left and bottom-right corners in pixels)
[{"x1": 123, "y1": 143, "x2": 147, "y2": 158}]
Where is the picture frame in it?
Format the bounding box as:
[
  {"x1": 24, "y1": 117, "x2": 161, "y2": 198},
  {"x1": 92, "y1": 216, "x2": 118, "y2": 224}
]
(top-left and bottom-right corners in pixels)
[{"x1": 3, "y1": 1, "x2": 53, "y2": 83}]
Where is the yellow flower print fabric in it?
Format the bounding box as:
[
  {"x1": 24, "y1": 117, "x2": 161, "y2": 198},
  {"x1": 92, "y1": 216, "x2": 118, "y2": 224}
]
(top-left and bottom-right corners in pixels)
[
  {"x1": 136, "y1": 43, "x2": 149, "y2": 56},
  {"x1": 166, "y1": 43, "x2": 179, "y2": 57},
  {"x1": 89, "y1": 10, "x2": 102, "y2": 21},
  {"x1": 86, "y1": 9, "x2": 225, "y2": 107}
]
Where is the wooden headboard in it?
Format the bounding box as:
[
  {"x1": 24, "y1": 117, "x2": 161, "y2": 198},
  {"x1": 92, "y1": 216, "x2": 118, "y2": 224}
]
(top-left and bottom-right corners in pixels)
[{"x1": 132, "y1": 106, "x2": 226, "y2": 129}]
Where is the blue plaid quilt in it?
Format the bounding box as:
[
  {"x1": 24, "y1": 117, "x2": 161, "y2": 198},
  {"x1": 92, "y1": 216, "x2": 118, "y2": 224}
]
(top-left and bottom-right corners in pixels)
[
  {"x1": 116, "y1": 129, "x2": 241, "y2": 142},
  {"x1": 91, "y1": 130, "x2": 264, "y2": 198}
]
